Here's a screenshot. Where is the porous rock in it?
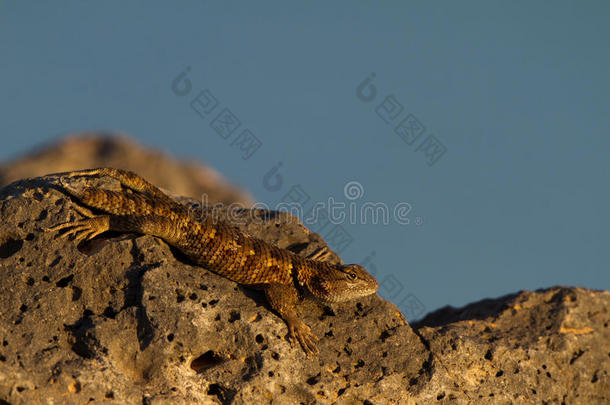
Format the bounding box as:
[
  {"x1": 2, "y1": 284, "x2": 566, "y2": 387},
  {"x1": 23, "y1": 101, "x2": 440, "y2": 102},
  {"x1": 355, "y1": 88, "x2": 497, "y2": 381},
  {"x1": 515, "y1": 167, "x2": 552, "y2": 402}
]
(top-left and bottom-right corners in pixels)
[
  {"x1": 0, "y1": 174, "x2": 425, "y2": 404},
  {"x1": 412, "y1": 286, "x2": 609, "y2": 404}
]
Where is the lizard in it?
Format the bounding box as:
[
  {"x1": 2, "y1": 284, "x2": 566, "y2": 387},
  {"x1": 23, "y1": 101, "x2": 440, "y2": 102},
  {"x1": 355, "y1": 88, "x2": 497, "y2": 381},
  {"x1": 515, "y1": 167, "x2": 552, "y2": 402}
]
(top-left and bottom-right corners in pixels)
[{"x1": 46, "y1": 168, "x2": 378, "y2": 356}]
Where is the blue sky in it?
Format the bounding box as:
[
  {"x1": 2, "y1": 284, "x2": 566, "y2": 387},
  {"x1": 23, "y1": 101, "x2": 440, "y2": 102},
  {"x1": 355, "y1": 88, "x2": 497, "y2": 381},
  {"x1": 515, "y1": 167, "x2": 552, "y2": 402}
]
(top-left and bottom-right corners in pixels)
[{"x1": 1, "y1": 1, "x2": 609, "y2": 318}]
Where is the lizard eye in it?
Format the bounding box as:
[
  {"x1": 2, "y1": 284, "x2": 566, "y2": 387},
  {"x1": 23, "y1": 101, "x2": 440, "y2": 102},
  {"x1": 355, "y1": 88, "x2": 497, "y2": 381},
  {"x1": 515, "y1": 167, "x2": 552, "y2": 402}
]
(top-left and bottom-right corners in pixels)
[{"x1": 347, "y1": 272, "x2": 357, "y2": 280}]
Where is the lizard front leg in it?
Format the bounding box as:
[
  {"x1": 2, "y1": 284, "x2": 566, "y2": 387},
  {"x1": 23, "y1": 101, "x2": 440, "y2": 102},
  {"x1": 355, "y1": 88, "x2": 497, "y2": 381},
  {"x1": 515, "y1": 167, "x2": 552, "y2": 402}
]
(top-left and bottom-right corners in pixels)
[{"x1": 264, "y1": 283, "x2": 319, "y2": 356}]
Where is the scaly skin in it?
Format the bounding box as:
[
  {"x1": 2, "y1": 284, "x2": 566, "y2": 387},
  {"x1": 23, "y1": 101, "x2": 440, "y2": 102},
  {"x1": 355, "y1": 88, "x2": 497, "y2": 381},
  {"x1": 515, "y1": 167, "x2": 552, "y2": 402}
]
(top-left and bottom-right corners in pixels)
[{"x1": 47, "y1": 168, "x2": 378, "y2": 355}]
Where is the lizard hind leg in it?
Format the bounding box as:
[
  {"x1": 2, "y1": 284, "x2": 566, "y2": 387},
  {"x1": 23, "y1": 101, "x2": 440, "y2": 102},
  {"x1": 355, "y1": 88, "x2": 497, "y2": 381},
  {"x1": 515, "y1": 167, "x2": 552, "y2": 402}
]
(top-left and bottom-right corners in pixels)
[
  {"x1": 60, "y1": 167, "x2": 174, "y2": 202},
  {"x1": 56, "y1": 179, "x2": 132, "y2": 216},
  {"x1": 57, "y1": 177, "x2": 162, "y2": 218},
  {"x1": 46, "y1": 215, "x2": 111, "y2": 244}
]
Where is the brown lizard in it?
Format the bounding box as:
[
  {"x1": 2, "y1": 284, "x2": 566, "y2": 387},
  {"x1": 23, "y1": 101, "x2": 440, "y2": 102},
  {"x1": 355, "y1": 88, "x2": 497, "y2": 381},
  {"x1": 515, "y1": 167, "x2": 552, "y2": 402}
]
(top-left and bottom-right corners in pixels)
[{"x1": 46, "y1": 168, "x2": 378, "y2": 355}]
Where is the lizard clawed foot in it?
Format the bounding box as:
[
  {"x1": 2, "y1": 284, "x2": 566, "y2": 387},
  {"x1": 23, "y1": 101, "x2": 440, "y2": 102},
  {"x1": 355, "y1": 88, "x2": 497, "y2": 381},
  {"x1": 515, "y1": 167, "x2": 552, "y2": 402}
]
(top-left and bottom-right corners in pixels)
[
  {"x1": 46, "y1": 215, "x2": 110, "y2": 244},
  {"x1": 306, "y1": 247, "x2": 333, "y2": 262},
  {"x1": 287, "y1": 318, "x2": 319, "y2": 357}
]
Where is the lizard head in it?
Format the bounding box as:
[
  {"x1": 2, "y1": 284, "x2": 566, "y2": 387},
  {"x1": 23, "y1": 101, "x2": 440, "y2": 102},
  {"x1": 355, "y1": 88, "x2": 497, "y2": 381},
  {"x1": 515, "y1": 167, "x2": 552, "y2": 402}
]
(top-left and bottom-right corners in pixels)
[{"x1": 307, "y1": 263, "x2": 378, "y2": 302}]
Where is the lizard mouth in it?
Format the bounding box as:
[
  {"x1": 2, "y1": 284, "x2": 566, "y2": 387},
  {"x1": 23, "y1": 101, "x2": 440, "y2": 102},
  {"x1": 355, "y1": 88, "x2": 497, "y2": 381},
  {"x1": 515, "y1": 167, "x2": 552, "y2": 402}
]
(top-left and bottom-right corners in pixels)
[{"x1": 322, "y1": 284, "x2": 378, "y2": 303}]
